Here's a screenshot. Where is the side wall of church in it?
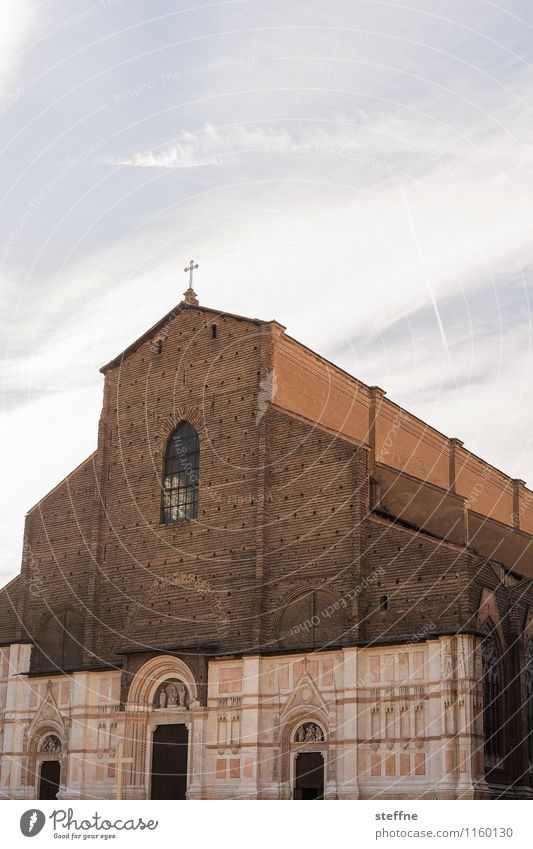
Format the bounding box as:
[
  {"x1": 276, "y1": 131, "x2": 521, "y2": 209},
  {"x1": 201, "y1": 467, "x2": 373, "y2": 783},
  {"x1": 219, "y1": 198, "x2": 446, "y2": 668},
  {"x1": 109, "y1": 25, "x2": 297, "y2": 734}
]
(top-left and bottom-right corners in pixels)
[
  {"x1": 261, "y1": 406, "x2": 367, "y2": 649},
  {"x1": 17, "y1": 454, "x2": 99, "y2": 664},
  {"x1": 360, "y1": 516, "x2": 473, "y2": 640},
  {"x1": 271, "y1": 330, "x2": 533, "y2": 539},
  {"x1": 0, "y1": 578, "x2": 22, "y2": 642}
]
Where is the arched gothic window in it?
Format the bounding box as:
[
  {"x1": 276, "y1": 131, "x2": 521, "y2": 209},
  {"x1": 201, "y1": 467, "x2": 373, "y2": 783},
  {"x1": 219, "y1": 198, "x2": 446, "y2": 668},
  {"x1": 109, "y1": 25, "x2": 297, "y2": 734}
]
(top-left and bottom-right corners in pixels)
[
  {"x1": 162, "y1": 421, "x2": 200, "y2": 522},
  {"x1": 481, "y1": 622, "x2": 503, "y2": 766},
  {"x1": 525, "y1": 639, "x2": 533, "y2": 766}
]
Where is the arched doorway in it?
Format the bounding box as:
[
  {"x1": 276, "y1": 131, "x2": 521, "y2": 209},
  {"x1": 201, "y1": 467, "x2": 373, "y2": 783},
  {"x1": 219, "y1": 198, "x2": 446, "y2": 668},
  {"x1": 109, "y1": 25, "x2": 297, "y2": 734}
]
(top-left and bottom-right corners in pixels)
[
  {"x1": 291, "y1": 722, "x2": 326, "y2": 800},
  {"x1": 149, "y1": 678, "x2": 191, "y2": 799},
  {"x1": 294, "y1": 751, "x2": 324, "y2": 799},
  {"x1": 150, "y1": 724, "x2": 189, "y2": 800},
  {"x1": 126, "y1": 656, "x2": 200, "y2": 799},
  {"x1": 36, "y1": 734, "x2": 62, "y2": 800},
  {"x1": 38, "y1": 761, "x2": 60, "y2": 800}
]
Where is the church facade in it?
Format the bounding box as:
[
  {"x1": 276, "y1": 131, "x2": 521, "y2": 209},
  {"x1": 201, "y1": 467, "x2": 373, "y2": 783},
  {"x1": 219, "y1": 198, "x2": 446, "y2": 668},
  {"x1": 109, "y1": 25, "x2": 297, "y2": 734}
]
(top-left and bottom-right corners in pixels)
[{"x1": 1, "y1": 284, "x2": 533, "y2": 800}]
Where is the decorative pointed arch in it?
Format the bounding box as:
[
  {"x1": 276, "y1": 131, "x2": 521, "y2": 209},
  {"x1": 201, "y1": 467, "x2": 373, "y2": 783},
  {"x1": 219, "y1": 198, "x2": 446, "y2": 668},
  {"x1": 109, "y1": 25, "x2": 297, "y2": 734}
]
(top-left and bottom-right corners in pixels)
[
  {"x1": 276, "y1": 670, "x2": 332, "y2": 791},
  {"x1": 24, "y1": 683, "x2": 67, "y2": 788},
  {"x1": 477, "y1": 588, "x2": 505, "y2": 648},
  {"x1": 280, "y1": 668, "x2": 329, "y2": 726},
  {"x1": 153, "y1": 406, "x2": 202, "y2": 455}
]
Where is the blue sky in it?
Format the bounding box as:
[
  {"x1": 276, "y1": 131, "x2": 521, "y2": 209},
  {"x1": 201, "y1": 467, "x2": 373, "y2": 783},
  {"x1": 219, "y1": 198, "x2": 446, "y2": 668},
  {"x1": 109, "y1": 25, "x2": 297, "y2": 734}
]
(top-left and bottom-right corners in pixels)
[{"x1": 2, "y1": 0, "x2": 533, "y2": 583}]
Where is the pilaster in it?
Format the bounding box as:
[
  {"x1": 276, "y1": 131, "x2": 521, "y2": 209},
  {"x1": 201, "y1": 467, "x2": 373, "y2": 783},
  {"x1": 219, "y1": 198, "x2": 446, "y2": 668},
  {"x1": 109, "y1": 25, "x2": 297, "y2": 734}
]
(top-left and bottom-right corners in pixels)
[
  {"x1": 187, "y1": 705, "x2": 208, "y2": 799},
  {"x1": 237, "y1": 655, "x2": 261, "y2": 798},
  {"x1": 337, "y1": 647, "x2": 359, "y2": 798},
  {"x1": 369, "y1": 386, "x2": 386, "y2": 473}
]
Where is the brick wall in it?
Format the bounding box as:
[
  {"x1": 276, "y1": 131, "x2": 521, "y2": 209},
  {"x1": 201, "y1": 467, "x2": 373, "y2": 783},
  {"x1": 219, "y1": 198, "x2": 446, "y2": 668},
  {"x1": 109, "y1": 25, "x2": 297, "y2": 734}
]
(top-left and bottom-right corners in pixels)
[
  {"x1": 261, "y1": 406, "x2": 364, "y2": 649},
  {"x1": 92, "y1": 307, "x2": 267, "y2": 661},
  {"x1": 20, "y1": 454, "x2": 98, "y2": 668},
  {"x1": 360, "y1": 516, "x2": 474, "y2": 640}
]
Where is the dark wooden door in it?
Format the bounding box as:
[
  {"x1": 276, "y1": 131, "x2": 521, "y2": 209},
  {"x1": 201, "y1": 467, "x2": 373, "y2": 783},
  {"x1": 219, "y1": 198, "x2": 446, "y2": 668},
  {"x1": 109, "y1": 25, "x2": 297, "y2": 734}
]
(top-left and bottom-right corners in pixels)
[
  {"x1": 38, "y1": 760, "x2": 60, "y2": 800},
  {"x1": 293, "y1": 752, "x2": 324, "y2": 799},
  {"x1": 150, "y1": 724, "x2": 188, "y2": 800}
]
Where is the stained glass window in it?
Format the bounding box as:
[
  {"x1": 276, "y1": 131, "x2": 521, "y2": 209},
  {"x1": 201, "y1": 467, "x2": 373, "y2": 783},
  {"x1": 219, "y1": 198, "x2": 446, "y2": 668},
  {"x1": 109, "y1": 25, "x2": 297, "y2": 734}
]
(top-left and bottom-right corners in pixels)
[
  {"x1": 481, "y1": 622, "x2": 503, "y2": 766},
  {"x1": 162, "y1": 421, "x2": 200, "y2": 522},
  {"x1": 525, "y1": 639, "x2": 533, "y2": 766}
]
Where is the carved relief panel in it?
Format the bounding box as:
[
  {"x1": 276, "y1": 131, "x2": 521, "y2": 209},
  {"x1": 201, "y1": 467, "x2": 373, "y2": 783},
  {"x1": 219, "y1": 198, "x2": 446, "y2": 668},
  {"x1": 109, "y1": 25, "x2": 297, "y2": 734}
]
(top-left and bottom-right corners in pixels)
[
  {"x1": 217, "y1": 697, "x2": 241, "y2": 754},
  {"x1": 153, "y1": 678, "x2": 189, "y2": 710}
]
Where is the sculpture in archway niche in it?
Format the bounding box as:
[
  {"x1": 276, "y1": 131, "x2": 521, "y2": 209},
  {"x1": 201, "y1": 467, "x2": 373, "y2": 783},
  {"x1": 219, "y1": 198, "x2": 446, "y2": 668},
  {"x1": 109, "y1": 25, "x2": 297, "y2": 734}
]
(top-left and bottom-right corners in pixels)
[
  {"x1": 154, "y1": 678, "x2": 189, "y2": 709},
  {"x1": 295, "y1": 723, "x2": 324, "y2": 743},
  {"x1": 40, "y1": 734, "x2": 62, "y2": 753}
]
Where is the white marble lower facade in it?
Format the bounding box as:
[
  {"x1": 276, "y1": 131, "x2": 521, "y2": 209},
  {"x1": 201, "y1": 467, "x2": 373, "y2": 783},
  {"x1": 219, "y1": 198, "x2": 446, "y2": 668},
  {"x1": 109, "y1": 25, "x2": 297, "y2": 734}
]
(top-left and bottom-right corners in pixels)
[{"x1": 0, "y1": 635, "x2": 489, "y2": 800}]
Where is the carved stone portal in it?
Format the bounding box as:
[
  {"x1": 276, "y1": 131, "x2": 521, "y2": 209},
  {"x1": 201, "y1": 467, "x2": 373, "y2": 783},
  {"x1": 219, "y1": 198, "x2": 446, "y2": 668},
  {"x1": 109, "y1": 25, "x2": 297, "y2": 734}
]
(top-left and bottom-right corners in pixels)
[{"x1": 153, "y1": 678, "x2": 189, "y2": 710}]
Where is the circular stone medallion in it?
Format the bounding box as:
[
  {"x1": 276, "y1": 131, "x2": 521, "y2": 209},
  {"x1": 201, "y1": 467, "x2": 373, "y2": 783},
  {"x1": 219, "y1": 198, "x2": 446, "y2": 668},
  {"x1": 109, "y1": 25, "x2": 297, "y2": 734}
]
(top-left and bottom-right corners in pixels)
[{"x1": 299, "y1": 686, "x2": 312, "y2": 703}]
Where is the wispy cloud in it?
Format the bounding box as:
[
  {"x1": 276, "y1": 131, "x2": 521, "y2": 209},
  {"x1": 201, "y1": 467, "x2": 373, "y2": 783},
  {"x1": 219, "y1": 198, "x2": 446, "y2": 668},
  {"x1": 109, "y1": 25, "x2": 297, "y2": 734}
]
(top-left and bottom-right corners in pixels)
[
  {"x1": 0, "y1": 1, "x2": 38, "y2": 98},
  {"x1": 101, "y1": 122, "x2": 393, "y2": 171}
]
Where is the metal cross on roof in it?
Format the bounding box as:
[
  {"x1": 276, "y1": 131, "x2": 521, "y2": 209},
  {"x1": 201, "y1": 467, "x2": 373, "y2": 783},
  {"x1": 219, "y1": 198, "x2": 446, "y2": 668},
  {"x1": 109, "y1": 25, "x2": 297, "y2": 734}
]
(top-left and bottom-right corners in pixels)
[
  {"x1": 184, "y1": 259, "x2": 199, "y2": 289},
  {"x1": 182, "y1": 259, "x2": 200, "y2": 305}
]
